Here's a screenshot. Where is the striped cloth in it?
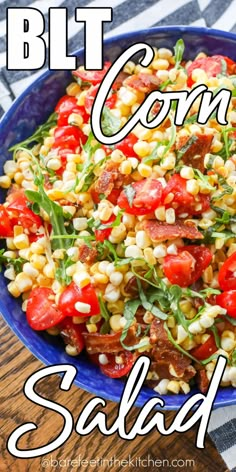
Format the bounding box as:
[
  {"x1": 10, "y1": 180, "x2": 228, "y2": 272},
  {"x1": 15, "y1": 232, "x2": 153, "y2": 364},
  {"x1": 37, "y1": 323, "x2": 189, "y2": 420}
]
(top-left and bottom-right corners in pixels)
[{"x1": 0, "y1": 0, "x2": 236, "y2": 469}]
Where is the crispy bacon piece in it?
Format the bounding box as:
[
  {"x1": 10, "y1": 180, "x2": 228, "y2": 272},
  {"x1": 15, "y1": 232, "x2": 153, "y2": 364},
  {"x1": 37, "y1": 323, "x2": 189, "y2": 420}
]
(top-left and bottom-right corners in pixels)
[
  {"x1": 83, "y1": 325, "x2": 138, "y2": 354},
  {"x1": 140, "y1": 220, "x2": 203, "y2": 242},
  {"x1": 94, "y1": 161, "x2": 130, "y2": 197},
  {"x1": 196, "y1": 369, "x2": 209, "y2": 393},
  {"x1": 78, "y1": 244, "x2": 97, "y2": 264},
  {"x1": 176, "y1": 134, "x2": 213, "y2": 172},
  {"x1": 113, "y1": 71, "x2": 129, "y2": 91},
  {"x1": 124, "y1": 73, "x2": 161, "y2": 93},
  {"x1": 124, "y1": 276, "x2": 139, "y2": 296},
  {"x1": 149, "y1": 319, "x2": 196, "y2": 381}
]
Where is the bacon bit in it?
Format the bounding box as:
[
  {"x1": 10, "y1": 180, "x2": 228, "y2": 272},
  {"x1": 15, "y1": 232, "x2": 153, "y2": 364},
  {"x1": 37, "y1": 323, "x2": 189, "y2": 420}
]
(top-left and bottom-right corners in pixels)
[
  {"x1": 149, "y1": 319, "x2": 196, "y2": 381},
  {"x1": 140, "y1": 220, "x2": 203, "y2": 242},
  {"x1": 196, "y1": 369, "x2": 209, "y2": 393},
  {"x1": 176, "y1": 134, "x2": 213, "y2": 172},
  {"x1": 94, "y1": 161, "x2": 130, "y2": 196},
  {"x1": 83, "y1": 325, "x2": 138, "y2": 354},
  {"x1": 78, "y1": 244, "x2": 97, "y2": 264},
  {"x1": 113, "y1": 71, "x2": 129, "y2": 91},
  {"x1": 124, "y1": 73, "x2": 161, "y2": 93},
  {"x1": 124, "y1": 276, "x2": 139, "y2": 295}
]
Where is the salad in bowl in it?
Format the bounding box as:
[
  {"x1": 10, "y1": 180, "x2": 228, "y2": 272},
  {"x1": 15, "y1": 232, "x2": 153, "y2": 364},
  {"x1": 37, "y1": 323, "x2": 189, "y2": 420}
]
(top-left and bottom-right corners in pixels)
[{"x1": 1, "y1": 35, "x2": 236, "y2": 399}]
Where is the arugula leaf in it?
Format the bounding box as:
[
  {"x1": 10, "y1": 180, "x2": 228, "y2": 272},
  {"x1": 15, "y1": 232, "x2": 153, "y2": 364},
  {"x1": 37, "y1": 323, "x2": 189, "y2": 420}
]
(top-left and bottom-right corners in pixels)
[
  {"x1": 95, "y1": 210, "x2": 124, "y2": 230},
  {"x1": 164, "y1": 323, "x2": 199, "y2": 363},
  {"x1": 98, "y1": 295, "x2": 111, "y2": 334},
  {"x1": 25, "y1": 188, "x2": 70, "y2": 250},
  {"x1": 143, "y1": 141, "x2": 162, "y2": 163},
  {"x1": 72, "y1": 132, "x2": 101, "y2": 193},
  {"x1": 232, "y1": 350, "x2": 236, "y2": 366},
  {"x1": 225, "y1": 315, "x2": 236, "y2": 326},
  {"x1": 194, "y1": 168, "x2": 215, "y2": 191},
  {"x1": 211, "y1": 205, "x2": 236, "y2": 223},
  {"x1": 211, "y1": 175, "x2": 233, "y2": 201},
  {"x1": 55, "y1": 255, "x2": 74, "y2": 285},
  {"x1": 9, "y1": 113, "x2": 58, "y2": 151},
  {"x1": 137, "y1": 280, "x2": 168, "y2": 320},
  {"x1": 161, "y1": 115, "x2": 176, "y2": 158},
  {"x1": 120, "y1": 299, "x2": 141, "y2": 349},
  {"x1": 174, "y1": 39, "x2": 185, "y2": 69},
  {"x1": 0, "y1": 249, "x2": 26, "y2": 274},
  {"x1": 101, "y1": 106, "x2": 121, "y2": 136},
  {"x1": 123, "y1": 184, "x2": 136, "y2": 207},
  {"x1": 209, "y1": 325, "x2": 221, "y2": 349}
]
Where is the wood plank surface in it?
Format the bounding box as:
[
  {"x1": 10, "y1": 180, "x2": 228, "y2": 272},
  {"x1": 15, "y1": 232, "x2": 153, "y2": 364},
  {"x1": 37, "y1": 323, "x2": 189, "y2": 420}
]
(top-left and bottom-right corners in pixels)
[{"x1": 0, "y1": 316, "x2": 228, "y2": 472}]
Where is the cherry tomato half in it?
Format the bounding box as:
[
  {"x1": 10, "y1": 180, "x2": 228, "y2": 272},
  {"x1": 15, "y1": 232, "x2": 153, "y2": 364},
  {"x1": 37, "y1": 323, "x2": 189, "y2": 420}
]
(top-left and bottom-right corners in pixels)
[
  {"x1": 73, "y1": 62, "x2": 112, "y2": 85},
  {"x1": 118, "y1": 179, "x2": 163, "y2": 215},
  {"x1": 187, "y1": 55, "x2": 235, "y2": 87},
  {"x1": 163, "y1": 245, "x2": 212, "y2": 287},
  {"x1": 55, "y1": 95, "x2": 89, "y2": 126},
  {"x1": 191, "y1": 335, "x2": 217, "y2": 360},
  {"x1": 95, "y1": 215, "x2": 116, "y2": 242},
  {"x1": 115, "y1": 134, "x2": 138, "y2": 158},
  {"x1": 7, "y1": 190, "x2": 42, "y2": 229},
  {"x1": 216, "y1": 290, "x2": 236, "y2": 318},
  {"x1": 100, "y1": 352, "x2": 135, "y2": 378},
  {"x1": 0, "y1": 204, "x2": 13, "y2": 237},
  {"x1": 85, "y1": 84, "x2": 117, "y2": 114},
  {"x1": 218, "y1": 252, "x2": 236, "y2": 291},
  {"x1": 60, "y1": 317, "x2": 85, "y2": 354},
  {"x1": 58, "y1": 282, "x2": 100, "y2": 318},
  {"x1": 162, "y1": 174, "x2": 210, "y2": 216},
  {"x1": 26, "y1": 288, "x2": 65, "y2": 331},
  {"x1": 53, "y1": 125, "x2": 87, "y2": 151}
]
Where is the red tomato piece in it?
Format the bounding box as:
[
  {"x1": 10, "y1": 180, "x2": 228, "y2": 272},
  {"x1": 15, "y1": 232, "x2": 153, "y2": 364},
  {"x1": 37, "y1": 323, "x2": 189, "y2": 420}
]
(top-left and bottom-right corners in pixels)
[
  {"x1": 0, "y1": 204, "x2": 13, "y2": 237},
  {"x1": 100, "y1": 352, "x2": 135, "y2": 378},
  {"x1": 58, "y1": 282, "x2": 100, "y2": 318},
  {"x1": 163, "y1": 251, "x2": 196, "y2": 287},
  {"x1": 95, "y1": 215, "x2": 116, "y2": 242},
  {"x1": 53, "y1": 125, "x2": 87, "y2": 151},
  {"x1": 55, "y1": 95, "x2": 89, "y2": 126},
  {"x1": 163, "y1": 245, "x2": 212, "y2": 287},
  {"x1": 118, "y1": 179, "x2": 163, "y2": 215},
  {"x1": 85, "y1": 84, "x2": 117, "y2": 114},
  {"x1": 186, "y1": 55, "x2": 235, "y2": 87},
  {"x1": 216, "y1": 290, "x2": 236, "y2": 319},
  {"x1": 218, "y1": 252, "x2": 236, "y2": 291},
  {"x1": 162, "y1": 174, "x2": 210, "y2": 216},
  {"x1": 60, "y1": 317, "x2": 85, "y2": 354},
  {"x1": 7, "y1": 190, "x2": 42, "y2": 229},
  {"x1": 107, "y1": 188, "x2": 121, "y2": 205},
  {"x1": 115, "y1": 134, "x2": 138, "y2": 158},
  {"x1": 26, "y1": 288, "x2": 65, "y2": 331},
  {"x1": 90, "y1": 188, "x2": 121, "y2": 205},
  {"x1": 73, "y1": 62, "x2": 112, "y2": 85},
  {"x1": 191, "y1": 335, "x2": 217, "y2": 360}
]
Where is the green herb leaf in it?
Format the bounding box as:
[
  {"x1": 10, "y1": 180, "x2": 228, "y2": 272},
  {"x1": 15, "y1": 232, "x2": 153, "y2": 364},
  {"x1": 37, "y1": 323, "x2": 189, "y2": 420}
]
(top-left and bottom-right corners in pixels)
[
  {"x1": 174, "y1": 39, "x2": 185, "y2": 69},
  {"x1": 209, "y1": 325, "x2": 221, "y2": 349},
  {"x1": 0, "y1": 248, "x2": 26, "y2": 274},
  {"x1": 164, "y1": 323, "x2": 199, "y2": 363},
  {"x1": 232, "y1": 350, "x2": 236, "y2": 366},
  {"x1": 194, "y1": 168, "x2": 215, "y2": 191},
  {"x1": 101, "y1": 106, "x2": 121, "y2": 136},
  {"x1": 9, "y1": 112, "x2": 58, "y2": 151}
]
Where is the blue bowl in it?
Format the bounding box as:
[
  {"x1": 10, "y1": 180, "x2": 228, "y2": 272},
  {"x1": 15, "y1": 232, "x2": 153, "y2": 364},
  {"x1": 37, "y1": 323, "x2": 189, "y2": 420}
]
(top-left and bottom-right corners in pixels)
[{"x1": 1, "y1": 26, "x2": 236, "y2": 410}]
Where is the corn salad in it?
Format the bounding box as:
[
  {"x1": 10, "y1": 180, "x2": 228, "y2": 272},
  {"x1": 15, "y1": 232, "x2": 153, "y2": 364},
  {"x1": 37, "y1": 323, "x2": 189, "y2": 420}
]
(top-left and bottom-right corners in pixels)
[{"x1": 1, "y1": 39, "x2": 236, "y2": 394}]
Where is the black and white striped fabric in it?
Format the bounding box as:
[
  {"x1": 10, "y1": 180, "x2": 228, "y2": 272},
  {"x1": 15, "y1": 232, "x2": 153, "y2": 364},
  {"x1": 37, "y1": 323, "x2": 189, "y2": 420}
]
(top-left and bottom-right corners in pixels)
[{"x1": 0, "y1": 1, "x2": 236, "y2": 470}]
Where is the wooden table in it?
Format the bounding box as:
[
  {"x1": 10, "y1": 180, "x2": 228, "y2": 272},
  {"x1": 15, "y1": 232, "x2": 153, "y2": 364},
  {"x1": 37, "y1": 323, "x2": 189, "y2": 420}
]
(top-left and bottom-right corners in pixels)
[{"x1": 0, "y1": 317, "x2": 228, "y2": 472}]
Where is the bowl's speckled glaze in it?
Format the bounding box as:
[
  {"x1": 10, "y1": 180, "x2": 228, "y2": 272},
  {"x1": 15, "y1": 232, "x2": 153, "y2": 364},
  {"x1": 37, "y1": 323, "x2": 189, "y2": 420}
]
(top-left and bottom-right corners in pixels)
[{"x1": 1, "y1": 26, "x2": 236, "y2": 409}]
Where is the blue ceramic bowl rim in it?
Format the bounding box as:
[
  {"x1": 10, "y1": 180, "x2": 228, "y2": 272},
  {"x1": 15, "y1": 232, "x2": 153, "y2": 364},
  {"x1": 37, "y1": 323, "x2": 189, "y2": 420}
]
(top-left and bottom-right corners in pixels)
[{"x1": 1, "y1": 25, "x2": 236, "y2": 409}]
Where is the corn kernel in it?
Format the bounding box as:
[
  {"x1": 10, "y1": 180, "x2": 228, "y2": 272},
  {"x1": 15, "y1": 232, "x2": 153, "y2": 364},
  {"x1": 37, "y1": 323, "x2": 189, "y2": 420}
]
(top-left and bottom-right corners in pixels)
[
  {"x1": 133, "y1": 141, "x2": 150, "y2": 157},
  {"x1": 15, "y1": 272, "x2": 33, "y2": 292},
  {"x1": 109, "y1": 314, "x2": 122, "y2": 332},
  {"x1": 14, "y1": 234, "x2": 29, "y2": 249},
  {"x1": 73, "y1": 271, "x2": 91, "y2": 288}
]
